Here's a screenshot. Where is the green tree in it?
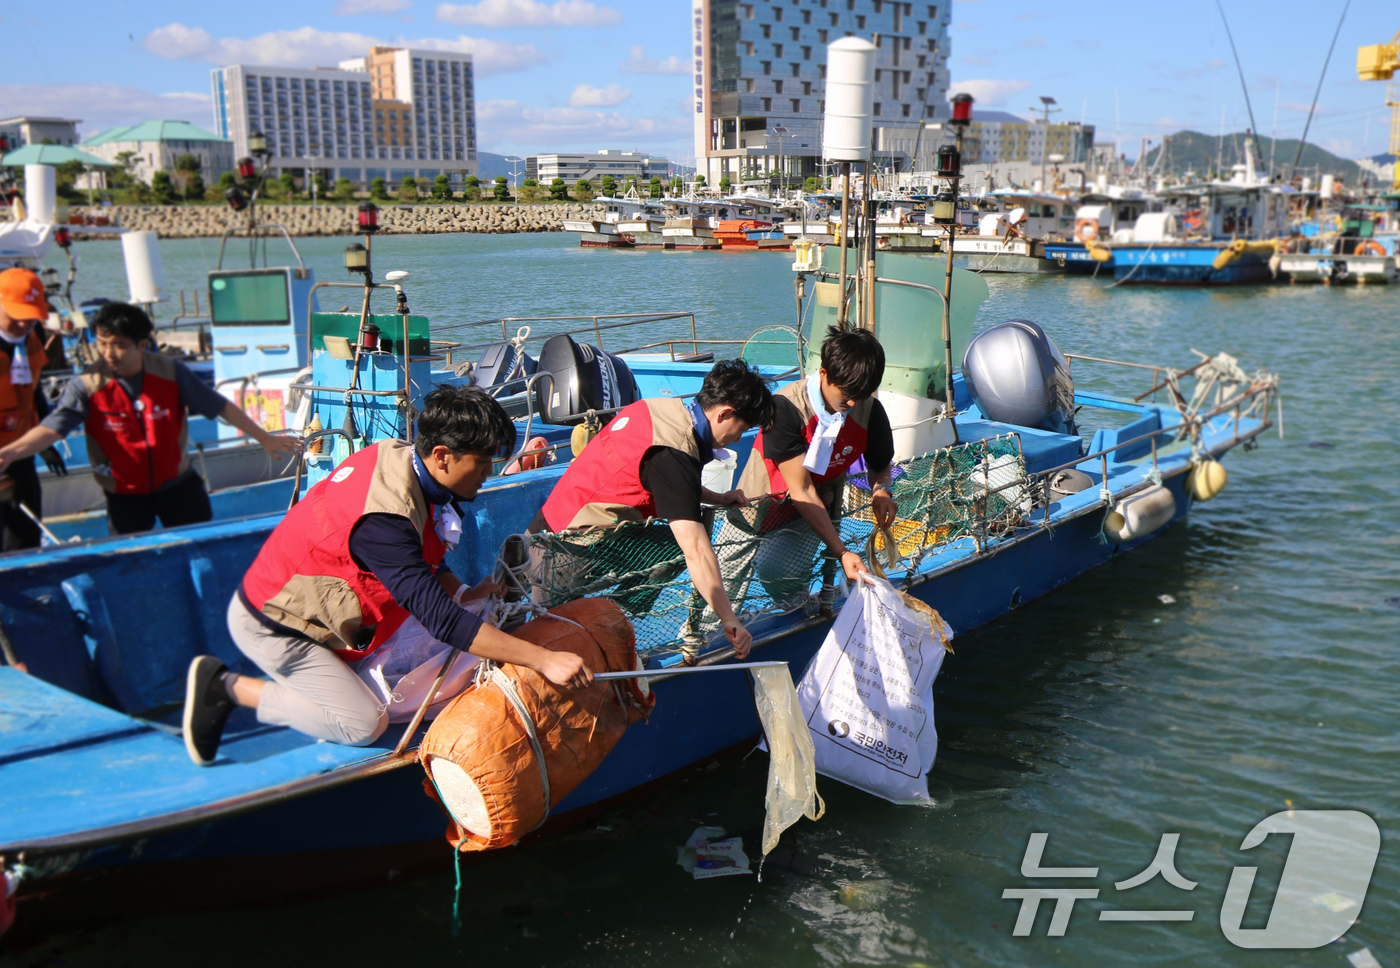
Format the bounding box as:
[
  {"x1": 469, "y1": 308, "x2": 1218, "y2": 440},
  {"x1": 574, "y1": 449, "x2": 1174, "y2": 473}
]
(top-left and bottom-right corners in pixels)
[
  {"x1": 493, "y1": 176, "x2": 510, "y2": 201},
  {"x1": 311, "y1": 172, "x2": 327, "y2": 199},
  {"x1": 334, "y1": 177, "x2": 354, "y2": 201},
  {"x1": 370, "y1": 177, "x2": 389, "y2": 199},
  {"x1": 433, "y1": 174, "x2": 452, "y2": 199},
  {"x1": 719, "y1": 176, "x2": 731, "y2": 193},
  {"x1": 151, "y1": 170, "x2": 177, "y2": 205},
  {"x1": 216, "y1": 171, "x2": 237, "y2": 192},
  {"x1": 549, "y1": 177, "x2": 568, "y2": 200},
  {"x1": 109, "y1": 151, "x2": 138, "y2": 191},
  {"x1": 693, "y1": 174, "x2": 706, "y2": 188},
  {"x1": 464, "y1": 174, "x2": 480, "y2": 191},
  {"x1": 184, "y1": 172, "x2": 206, "y2": 200},
  {"x1": 648, "y1": 176, "x2": 662, "y2": 199},
  {"x1": 623, "y1": 177, "x2": 638, "y2": 195},
  {"x1": 399, "y1": 175, "x2": 418, "y2": 202},
  {"x1": 517, "y1": 178, "x2": 545, "y2": 203},
  {"x1": 574, "y1": 179, "x2": 595, "y2": 202},
  {"x1": 279, "y1": 172, "x2": 297, "y2": 199},
  {"x1": 670, "y1": 176, "x2": 683, "y2": 195},
  {"x1": 173, "y1": 153, "x2": 201, "y2": 174},
  {"x1": 462, "y1": 183, "x2": 482, "y2": 202},
  {"x1": 804, "y1": 176, "x2": 821, "y2": 194},
  {"x1": 600, "y1": 175, "x2": 617, "y2": 196}
]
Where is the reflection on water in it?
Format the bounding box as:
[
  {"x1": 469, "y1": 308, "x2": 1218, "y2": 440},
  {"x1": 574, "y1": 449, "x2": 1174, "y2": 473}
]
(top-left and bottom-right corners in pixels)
[{"x1": 17, "y1": 235, "x2": 1400, "y2": 967}]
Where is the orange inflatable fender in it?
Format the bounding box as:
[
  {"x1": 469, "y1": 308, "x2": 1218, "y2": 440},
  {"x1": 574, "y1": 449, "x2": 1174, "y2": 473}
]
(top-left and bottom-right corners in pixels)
[{"x1": 419, "y1": 598, "x2": 654, "y2": 852}]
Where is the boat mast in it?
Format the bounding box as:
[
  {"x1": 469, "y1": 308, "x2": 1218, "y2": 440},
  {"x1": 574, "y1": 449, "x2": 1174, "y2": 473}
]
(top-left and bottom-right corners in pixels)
[{"x1": 939, "y1": 94, "x2": 974, "y2": 414}]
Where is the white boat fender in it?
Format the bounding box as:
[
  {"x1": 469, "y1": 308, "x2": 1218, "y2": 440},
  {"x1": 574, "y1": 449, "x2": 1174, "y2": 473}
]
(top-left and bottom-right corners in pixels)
[
  {"x1": 1186, "y1": 458, "x2": 1227, "y2": 502},
  {"x1": 1103, "y1": 485, "x2": 1177, "y2": 542}
]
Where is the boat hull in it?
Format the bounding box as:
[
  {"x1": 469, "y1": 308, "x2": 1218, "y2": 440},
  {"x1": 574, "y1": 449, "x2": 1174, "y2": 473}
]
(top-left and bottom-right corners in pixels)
[
  {"x1": 1279, "y1": 253, "x2": 1399, "y2": 284},
  {"x1": 1110, "y1": 244, "x2": 1274, "y2": 285}
]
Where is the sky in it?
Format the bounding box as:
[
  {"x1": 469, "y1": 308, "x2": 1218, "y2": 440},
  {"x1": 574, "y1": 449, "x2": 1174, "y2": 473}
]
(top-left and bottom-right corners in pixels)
[{"x1": 0, "y1": 0, "x2": 1395, "y2": 163}]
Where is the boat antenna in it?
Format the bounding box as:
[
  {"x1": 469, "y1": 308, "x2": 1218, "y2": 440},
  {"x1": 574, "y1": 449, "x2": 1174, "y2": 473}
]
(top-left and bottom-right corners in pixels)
[
  {"x1": 1213, "y1": 0, "x2": 1263, "y2": 174},
  {"x1": 1287, "y1": 0, "x2": 1351, "y2": 181}
]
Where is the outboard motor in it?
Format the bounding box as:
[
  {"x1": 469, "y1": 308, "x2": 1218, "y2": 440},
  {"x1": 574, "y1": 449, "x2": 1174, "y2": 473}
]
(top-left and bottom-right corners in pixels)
[
  {"x1": 474, "y1": 330, "x2": 538, "y2": 398},
  {"x1": 962, "y1": 319, "x2": 1077, "y2": 435},
  {"x1": 533, "y1": 333, "x2": 641, "y2": 426}
]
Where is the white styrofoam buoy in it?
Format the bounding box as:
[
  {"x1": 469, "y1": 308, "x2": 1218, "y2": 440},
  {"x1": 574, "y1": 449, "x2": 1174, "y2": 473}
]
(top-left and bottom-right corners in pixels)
[
  {"x1": 1320, "y1": 174, "x2": 1335, "y2": 199},
  {"x1": 121, "y1": 231, "x2": 165, "y2": 305},
  {"x1": 879, "y1": 390, "x2": 956, "y2": 462},
  {"x1": 24, "y1": 165, "x2": 56, "y2": 224},
  {"x1": 1103, "y1": 485, "x2": 1177, "y2": 542},
  {"x1": 822, "y1": 37, "x2": 876, "y2": 162}
]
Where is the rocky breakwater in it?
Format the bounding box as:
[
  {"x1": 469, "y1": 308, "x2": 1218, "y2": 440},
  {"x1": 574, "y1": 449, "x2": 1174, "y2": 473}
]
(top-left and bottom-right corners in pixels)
[{"x1": 70, "y1": 203, "x2": 605, "y2": 239}]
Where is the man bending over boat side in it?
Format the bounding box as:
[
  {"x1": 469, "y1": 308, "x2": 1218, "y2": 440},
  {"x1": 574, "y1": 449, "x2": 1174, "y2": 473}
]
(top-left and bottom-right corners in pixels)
[
  {"x1": 528, "y1": 359, "x2": 775, "y2": 660},
  {"x1": 0, "y1": 303, "x2": 301, "y2": 536},
  {"x1": 731, "y1": 326, "x2": 897, "y2": 607},
  {"x1": 182, "y1": 385, "x2": 592, "y2": 767}
]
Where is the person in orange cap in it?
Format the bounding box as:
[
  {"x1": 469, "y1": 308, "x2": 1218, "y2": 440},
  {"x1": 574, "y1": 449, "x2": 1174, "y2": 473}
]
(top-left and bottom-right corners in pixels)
[{"x1": 0, "y1": 268, "x2": 52, "y2": 550}]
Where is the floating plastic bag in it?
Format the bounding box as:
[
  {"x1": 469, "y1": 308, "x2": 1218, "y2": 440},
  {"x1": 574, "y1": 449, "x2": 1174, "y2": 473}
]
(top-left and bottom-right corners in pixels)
[
  {"x1": 752, "y1": 665, "x2": 825, "y2": 854},
  {"x1": 795, "y1": 576, "x2": 951, "y2": 804},
  {"x1": 676, "y1": 826, "x2": 752, "y2": 880}
]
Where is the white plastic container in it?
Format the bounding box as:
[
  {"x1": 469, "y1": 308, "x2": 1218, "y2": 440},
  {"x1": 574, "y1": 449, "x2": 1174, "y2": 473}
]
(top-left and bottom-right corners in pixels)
[
  {"x1": 879, "y1": 390, "x2": 956, "y2": 462},
  {"x1": 822, "y1": 38, "x2": 876, "y2": 162},
  {"x1": 1103, "y1": 485, "x2": 1177, "y2": 542},
  {"x1": 121, "y1": 231, "x2": 165, "y2": 305},
  {"x1": 24, "y1": 165, "x2": 56, "y2": 224}
]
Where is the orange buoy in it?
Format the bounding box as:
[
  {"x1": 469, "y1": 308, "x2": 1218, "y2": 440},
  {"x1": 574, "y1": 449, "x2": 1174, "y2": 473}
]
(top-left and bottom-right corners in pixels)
[
  {"x1": 1355, "y1": 240, "x2": 1386, "y2": 258},
  {"x1": 419, "y1": 598, "x2": 654, "y2": 852}
]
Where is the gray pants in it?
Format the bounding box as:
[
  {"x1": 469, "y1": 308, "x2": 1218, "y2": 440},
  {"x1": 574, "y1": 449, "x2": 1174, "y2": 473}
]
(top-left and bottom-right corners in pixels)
[{"x1": 227, "y1": 594, "x2": 388, "y2": 746}]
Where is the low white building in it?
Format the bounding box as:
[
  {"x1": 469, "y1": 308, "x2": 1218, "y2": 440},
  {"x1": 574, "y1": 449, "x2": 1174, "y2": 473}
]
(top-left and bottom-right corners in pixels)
[
  {"x1": 80, "y1": 120, "x2": 234, "y2": 187},
  {"x1": 525, "y1": 149, "x2": 670, "y2": 185},
  {"x1": 0, "y1": 116, "x2": 82, "y2": 149}
]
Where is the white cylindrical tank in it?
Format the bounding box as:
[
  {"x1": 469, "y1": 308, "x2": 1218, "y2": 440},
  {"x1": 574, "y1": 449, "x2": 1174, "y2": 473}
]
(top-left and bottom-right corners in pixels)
[
  {"x1": 822, "y1": 38, "x2": 876, "y2": 162},
  {"x1": 1320, "y1": 174, "x2": 1335, "y2": 199},
  {"x1": 24, "y1": 165, "x2": 56, "y2": 224},
  {"x1": 121, "y1": 231, "x2": 166, "y2": 305},
  {"x1": 878, "y1": 391, "x2": 956, "y2": 462}
]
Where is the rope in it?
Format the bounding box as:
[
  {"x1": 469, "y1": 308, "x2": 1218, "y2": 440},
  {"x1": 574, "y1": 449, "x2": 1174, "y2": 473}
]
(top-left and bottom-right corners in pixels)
[
  {"x1": 490, "y1": 666, "x2": 552, "y2": 830},
  {"x1": 1108, "y1": 237, "x2": 1161, "y2": 287},
  {"x1": 451, "y1": 842, "x2": 463, "y2": 936}
]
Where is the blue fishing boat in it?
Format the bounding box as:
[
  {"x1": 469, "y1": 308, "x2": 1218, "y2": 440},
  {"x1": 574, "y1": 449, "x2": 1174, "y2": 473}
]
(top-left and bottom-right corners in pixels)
[{"x1": 0, "y1": 243, "x2": 1279, "y2": 940}]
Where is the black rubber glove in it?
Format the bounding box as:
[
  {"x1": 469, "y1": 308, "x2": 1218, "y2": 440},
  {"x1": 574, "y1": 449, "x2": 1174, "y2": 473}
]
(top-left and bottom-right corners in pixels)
[{"x1": 38, "y1": 446, "x2": 67, "y2": 476}]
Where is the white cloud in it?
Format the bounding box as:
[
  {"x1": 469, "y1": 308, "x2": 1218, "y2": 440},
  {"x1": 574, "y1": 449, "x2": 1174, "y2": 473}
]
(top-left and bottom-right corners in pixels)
[
  {"x1": 0, "y1": 83, "x2": 212, "y2": 138},
  {"x1": 477, "y1": 98, "x2": 689, "y2": 150},
  {"x1": 567, "y1": 83, "x2": 629, "y2": 107},
  {"x1": 335, "y1": 0, "x2": 413, "y2": 14},
  {"x1": 434, "y1": 0, "x2": 621, "y2": 27},
  {"x1": 947, "y1": 78, "x2": 1030, "y2": 108},
  {"x1": 143, "y1": 23, "x2": 546, "y2": 75},
  {"x1": 619, "y1": 46, "x2": 687, "y2": 75}
]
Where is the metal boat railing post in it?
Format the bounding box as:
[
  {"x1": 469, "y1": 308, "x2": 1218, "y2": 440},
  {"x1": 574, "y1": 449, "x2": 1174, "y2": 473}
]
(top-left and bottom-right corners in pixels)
[
  {"x1": 837, "y1": 161, "x2": 851, "y2": 329},
  {"x1": 939, "y1": 123, "x2": 965, "y2": 415}
]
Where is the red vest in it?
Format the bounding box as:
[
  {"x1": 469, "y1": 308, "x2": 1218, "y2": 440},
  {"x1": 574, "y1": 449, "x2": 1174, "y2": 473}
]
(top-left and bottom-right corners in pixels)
[
  {"x1": 0, "y1": 331, "x2": 49, "y2": 448},
  {"x1": 541, "y1": 397, "x2": 699, "y2": 532},
  {"x1": 745, "y1": 381, "x2": 874, "y2": 497},
  {"x1": 81, "y1": 353, "x2": 190, "y2": 495},
  {"x1": 241, "y1": 440, "x2": 445, "y2": 660}
]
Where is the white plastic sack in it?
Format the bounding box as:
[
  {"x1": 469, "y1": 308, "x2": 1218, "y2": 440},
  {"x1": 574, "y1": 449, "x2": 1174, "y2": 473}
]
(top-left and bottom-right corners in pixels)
[
  {"x1": 354, "y1": 603, "x2": 491, "y2": 722},
  {"x1": 795, "y1": 576, "x2": 951, "y2": 804}
]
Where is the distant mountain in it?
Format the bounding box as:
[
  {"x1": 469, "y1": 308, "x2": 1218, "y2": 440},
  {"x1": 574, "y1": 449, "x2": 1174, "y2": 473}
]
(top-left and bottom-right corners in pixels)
[
  {"x1": 475, "y1": 152, "x2": 518, "y2": 182},
  {"x1": 1142, "y1": 130, "x2": 1375, "y2": 185}
]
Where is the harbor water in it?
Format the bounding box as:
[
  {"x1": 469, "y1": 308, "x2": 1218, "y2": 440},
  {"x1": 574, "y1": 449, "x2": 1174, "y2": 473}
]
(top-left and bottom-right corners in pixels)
[{"x1": 13, "y1": 233, "x2": 1400, "y2": 966}]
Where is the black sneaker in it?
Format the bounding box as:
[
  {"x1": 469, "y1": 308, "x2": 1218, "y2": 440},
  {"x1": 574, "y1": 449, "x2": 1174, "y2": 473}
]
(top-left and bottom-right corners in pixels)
[{"x1": 183, "y1": 656, "x2": 235, "y2": 766}]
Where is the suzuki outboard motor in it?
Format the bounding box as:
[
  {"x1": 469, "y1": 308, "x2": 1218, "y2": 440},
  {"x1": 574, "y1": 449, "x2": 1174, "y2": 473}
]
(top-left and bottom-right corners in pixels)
[
  {"x1": 533, "y1": 333, "x2": 641, "y2": 426},
  {"x1": 961, "y1": 319, "x2": 1077, "y2": 435},
  {"x1": 474, "y1": 338, "x2": 537, "y2": 398}
]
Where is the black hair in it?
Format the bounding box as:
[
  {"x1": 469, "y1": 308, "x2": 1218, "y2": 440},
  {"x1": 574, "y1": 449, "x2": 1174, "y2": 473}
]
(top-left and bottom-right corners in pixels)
[
  {"x1": 415, "y1": 384, "x2": 516, "y2": 459},
  {"x1": 820, "y1": 326, "x2": 885, "y2": 400},
  {"x1": 695, "y1": 358, "x2": 775, "y2": 429},
  {"x1": 92, "y1": 303, "x2": 154, "y2": 345}
]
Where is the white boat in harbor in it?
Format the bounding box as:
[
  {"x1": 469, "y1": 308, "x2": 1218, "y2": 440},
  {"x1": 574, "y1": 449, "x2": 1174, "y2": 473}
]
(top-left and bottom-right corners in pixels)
[{"x1": 944, "y1": 190, "x2": 1079, "y2": 272}]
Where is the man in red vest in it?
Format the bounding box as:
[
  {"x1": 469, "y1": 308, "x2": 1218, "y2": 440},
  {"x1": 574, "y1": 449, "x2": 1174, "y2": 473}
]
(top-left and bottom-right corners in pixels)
[
  {"x1": 183, "y1": 385, "x2": 592, "y2": 766},
  {"x1": 734, "y1": 327, "x2": 897, "y2": 604},
  {"x1": 0, "y1": 303, "x2": 299, "y2": 535},
  {"x1": 534, "y1": 359, "x2": 775, "y2": 659},
  {"x1": 0, "y1": 268, "x2": 53, "y2": 550}
]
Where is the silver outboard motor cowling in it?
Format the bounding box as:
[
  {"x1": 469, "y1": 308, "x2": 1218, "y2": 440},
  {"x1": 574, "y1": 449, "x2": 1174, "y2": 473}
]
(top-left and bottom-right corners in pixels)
[{"x1": 961, "y1": 319, "x2": 1076, "y2": 435}]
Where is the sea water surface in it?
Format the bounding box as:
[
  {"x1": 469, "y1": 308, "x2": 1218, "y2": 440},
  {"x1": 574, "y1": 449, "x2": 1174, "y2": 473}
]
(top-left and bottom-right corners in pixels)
[{"x1": 16, "y1": 232, "x2": 1400, "y2": 966}]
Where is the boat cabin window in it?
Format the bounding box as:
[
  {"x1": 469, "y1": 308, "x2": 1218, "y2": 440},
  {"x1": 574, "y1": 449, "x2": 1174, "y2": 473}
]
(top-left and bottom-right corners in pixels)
[{"x1": 209, "y1": 270, "x2": 291, "y2": 328}]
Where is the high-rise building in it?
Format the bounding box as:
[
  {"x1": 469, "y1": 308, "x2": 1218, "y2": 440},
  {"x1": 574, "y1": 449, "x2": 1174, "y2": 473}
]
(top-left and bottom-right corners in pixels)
[
  {"x1": 691, "y1": 0, "x2": 952, "y2": 186},
  {"x1": 210, "y1": 46, "x2": 476, "y2": 188}
]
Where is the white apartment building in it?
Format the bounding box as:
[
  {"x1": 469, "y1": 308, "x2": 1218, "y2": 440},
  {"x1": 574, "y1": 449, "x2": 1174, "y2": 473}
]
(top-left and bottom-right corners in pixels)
[
  {"x1": 691, "y1": 0, "x2": 953, "y2": 186},
  {"x1": 524, "y1": 150, "x2": 670, "y2": 184},
  {"x1": 0, "y1": 116, "x2": 81, "y2": 149},
  {"x1": 211, "y1": 46, "x2": 476, "y2": 187}
]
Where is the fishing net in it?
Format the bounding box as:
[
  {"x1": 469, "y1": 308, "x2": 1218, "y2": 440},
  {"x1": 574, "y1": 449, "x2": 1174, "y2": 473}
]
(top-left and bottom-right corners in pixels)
[
  {"x1": 527, "y1": 434, "x2": 1027, "y2": 654},
  {"x1": 752, "y1": 664, "x2": 825, "y2": 854}
]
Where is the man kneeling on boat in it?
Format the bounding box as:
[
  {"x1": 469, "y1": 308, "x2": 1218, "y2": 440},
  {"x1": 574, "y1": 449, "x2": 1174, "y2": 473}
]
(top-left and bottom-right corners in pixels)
[
  {"x1": 731, "y1": 326, "x2": 897, "y2": 606},
  {"x1": 529, "y1": 359, "x2": 775, "y2": 660},
  {"x1": 0, "y1": 303, "x2": 301, "y2": 536},
  {"x1": 182, "y1": 385, "x2": 593, "y2": 767}
]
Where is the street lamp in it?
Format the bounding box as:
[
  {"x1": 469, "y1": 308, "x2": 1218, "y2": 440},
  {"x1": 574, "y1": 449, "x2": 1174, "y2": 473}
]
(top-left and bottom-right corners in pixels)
[
  {"x1": 1028, "y1": 96, "x2": 1061, "y2": 189},
  {"x1": 504, "y1": 155, "x2": 523, "y2": 206},
  {"x1": 771, "y1": 123, "x2": 789, "y2": 196}
]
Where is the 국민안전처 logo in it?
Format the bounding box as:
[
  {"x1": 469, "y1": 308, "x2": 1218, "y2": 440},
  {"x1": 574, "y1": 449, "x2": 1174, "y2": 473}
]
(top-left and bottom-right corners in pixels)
[{"x1": 827, "y1": 720, "x2": 850, "y2": 738}]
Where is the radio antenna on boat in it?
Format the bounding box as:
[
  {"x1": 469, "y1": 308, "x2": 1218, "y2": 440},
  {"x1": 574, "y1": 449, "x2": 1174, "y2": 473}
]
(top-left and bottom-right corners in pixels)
[
  {"x1": 1213, "y1": 0, "x2": 1263, "y2": 176},
  {"x1": 1287, "y1": 0, "x2": 1351, "y2": 180}
]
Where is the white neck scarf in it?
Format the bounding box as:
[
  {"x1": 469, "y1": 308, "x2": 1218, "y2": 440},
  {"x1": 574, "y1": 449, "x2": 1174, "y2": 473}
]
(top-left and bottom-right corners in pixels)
[
  {"x1": 802, "y1": 372, "x2": 845, "y2": 475},
  {"x1": 1, "y1": 329, "x2": 32, "y2": 385},
  {"x1": 435, "y1": 503, "x2": 463, "y2": 550}
]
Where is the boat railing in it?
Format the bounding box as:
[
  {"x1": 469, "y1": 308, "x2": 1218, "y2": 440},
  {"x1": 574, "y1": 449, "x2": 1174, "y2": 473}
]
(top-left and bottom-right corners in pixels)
[{"x1": 431, "y1": 312, "x2": 700, "y2": 358}]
